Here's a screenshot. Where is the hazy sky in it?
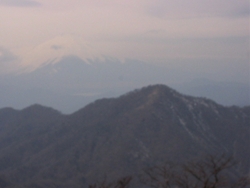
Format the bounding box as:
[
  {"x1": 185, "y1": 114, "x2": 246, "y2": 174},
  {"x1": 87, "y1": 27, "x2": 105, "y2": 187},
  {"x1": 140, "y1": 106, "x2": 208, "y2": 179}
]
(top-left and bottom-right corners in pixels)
[{"x1": 0, "y1": 0, "x2": 249, "y2": 82}]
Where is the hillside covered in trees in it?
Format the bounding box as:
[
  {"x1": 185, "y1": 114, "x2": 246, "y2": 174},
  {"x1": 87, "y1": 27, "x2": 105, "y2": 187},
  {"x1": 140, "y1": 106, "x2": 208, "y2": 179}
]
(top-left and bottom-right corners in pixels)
[{"x1": 0, "y1": 85, "x2": 249, "y2": 187}]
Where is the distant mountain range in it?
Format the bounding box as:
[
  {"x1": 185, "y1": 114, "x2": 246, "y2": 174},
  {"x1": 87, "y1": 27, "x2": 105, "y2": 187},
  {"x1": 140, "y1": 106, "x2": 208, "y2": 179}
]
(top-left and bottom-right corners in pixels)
[
  {"x1": 0, "y1": 85, "x2": 249, "y2": 187},
  {"x1": 0, "y1": 55, "x2": 249, "y2": 113}
]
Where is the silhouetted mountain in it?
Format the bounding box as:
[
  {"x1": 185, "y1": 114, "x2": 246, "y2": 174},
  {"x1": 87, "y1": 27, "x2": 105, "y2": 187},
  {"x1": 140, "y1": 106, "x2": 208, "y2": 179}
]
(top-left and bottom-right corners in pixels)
[{"x1": 0, "y1": 85, "x2": 249, "y2": 187}]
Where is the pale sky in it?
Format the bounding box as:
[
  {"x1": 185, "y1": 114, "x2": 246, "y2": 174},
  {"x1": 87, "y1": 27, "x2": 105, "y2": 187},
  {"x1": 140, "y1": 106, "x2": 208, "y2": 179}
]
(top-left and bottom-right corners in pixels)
[{"x1": 0, "y1": 0, "x2": 249, "y2": 82}]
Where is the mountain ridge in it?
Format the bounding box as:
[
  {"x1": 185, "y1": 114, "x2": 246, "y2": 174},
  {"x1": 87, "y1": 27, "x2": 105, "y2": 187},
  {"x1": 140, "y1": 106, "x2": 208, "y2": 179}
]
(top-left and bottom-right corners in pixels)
[{"x1": 0, "y1": 84, "x2": 249, "y2": 187}]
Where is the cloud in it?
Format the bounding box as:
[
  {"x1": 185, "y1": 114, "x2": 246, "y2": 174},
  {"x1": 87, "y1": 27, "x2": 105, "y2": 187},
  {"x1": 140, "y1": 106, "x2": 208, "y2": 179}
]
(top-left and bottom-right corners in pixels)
[
  {"x1": 231, "y1": 5, "x2": 250, "y2": 18},
  {"x1": 51, "y1": 45, "x2": 63, "y2": 50},
  {"x1": 0, "y1": 0, "x2": 41, "y2": 7},
  {"x1": 145, "y1": 0, "x2": 250, "y2": 19}
]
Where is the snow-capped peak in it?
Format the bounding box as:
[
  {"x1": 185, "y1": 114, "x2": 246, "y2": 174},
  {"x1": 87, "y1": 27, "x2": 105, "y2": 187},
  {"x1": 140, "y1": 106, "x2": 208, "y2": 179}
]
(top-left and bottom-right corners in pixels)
[{"x1": 20, "y1": 35, "x2": 106, "y2": 72}]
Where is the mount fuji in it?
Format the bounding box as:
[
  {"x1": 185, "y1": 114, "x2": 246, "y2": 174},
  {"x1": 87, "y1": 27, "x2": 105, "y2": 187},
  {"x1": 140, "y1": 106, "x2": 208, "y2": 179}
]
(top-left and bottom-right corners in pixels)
[
  {"x1": 0, "y1": 35, "x2": 249, "y2": 113},
  {"x1": 18, "y1": 35, "x2": 108, "y2": 73}
]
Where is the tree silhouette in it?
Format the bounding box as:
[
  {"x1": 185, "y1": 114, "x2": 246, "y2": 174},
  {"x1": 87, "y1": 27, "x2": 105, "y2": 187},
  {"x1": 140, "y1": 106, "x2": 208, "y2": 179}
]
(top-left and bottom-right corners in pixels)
[
  {"x1": 140, "y1": 154, "x2": 250, "y2": 188},
  {"x1": 89, "y1": 176, "x2": 132, "y2": 188},
  {"x1": 89, "y1": 154, "x2": 250, "y2": 188}
]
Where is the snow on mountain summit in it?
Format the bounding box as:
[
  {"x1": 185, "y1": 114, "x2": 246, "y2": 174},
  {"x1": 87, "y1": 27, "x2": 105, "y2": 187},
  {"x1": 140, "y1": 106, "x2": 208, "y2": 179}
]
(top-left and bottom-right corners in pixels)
[{"x1": 20, "y1": 35, "x2": 106, "y2": 72}]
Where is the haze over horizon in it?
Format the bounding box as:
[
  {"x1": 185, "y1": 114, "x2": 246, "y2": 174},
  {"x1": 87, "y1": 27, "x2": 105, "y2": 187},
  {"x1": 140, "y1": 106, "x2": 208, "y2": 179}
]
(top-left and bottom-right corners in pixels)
[
  {"x1": 0, "y1": 2, "x2": 249, "y2": 187},
  {"x1": 0, "y1": 0, "x2": 249, "y2": 83}
]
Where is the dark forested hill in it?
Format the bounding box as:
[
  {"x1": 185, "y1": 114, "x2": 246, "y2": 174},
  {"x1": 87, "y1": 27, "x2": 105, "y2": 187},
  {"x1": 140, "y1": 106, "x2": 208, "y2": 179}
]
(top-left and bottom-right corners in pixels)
[{"x1": 0, "y1": 85, "x2": 249, "y2": 187}]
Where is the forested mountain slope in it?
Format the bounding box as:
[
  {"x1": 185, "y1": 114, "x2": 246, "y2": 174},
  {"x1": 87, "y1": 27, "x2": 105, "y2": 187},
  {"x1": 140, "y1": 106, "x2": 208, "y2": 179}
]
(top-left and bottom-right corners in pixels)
[{"x1": 0, "y1": 85, "x2": 249, "y2": 187}]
